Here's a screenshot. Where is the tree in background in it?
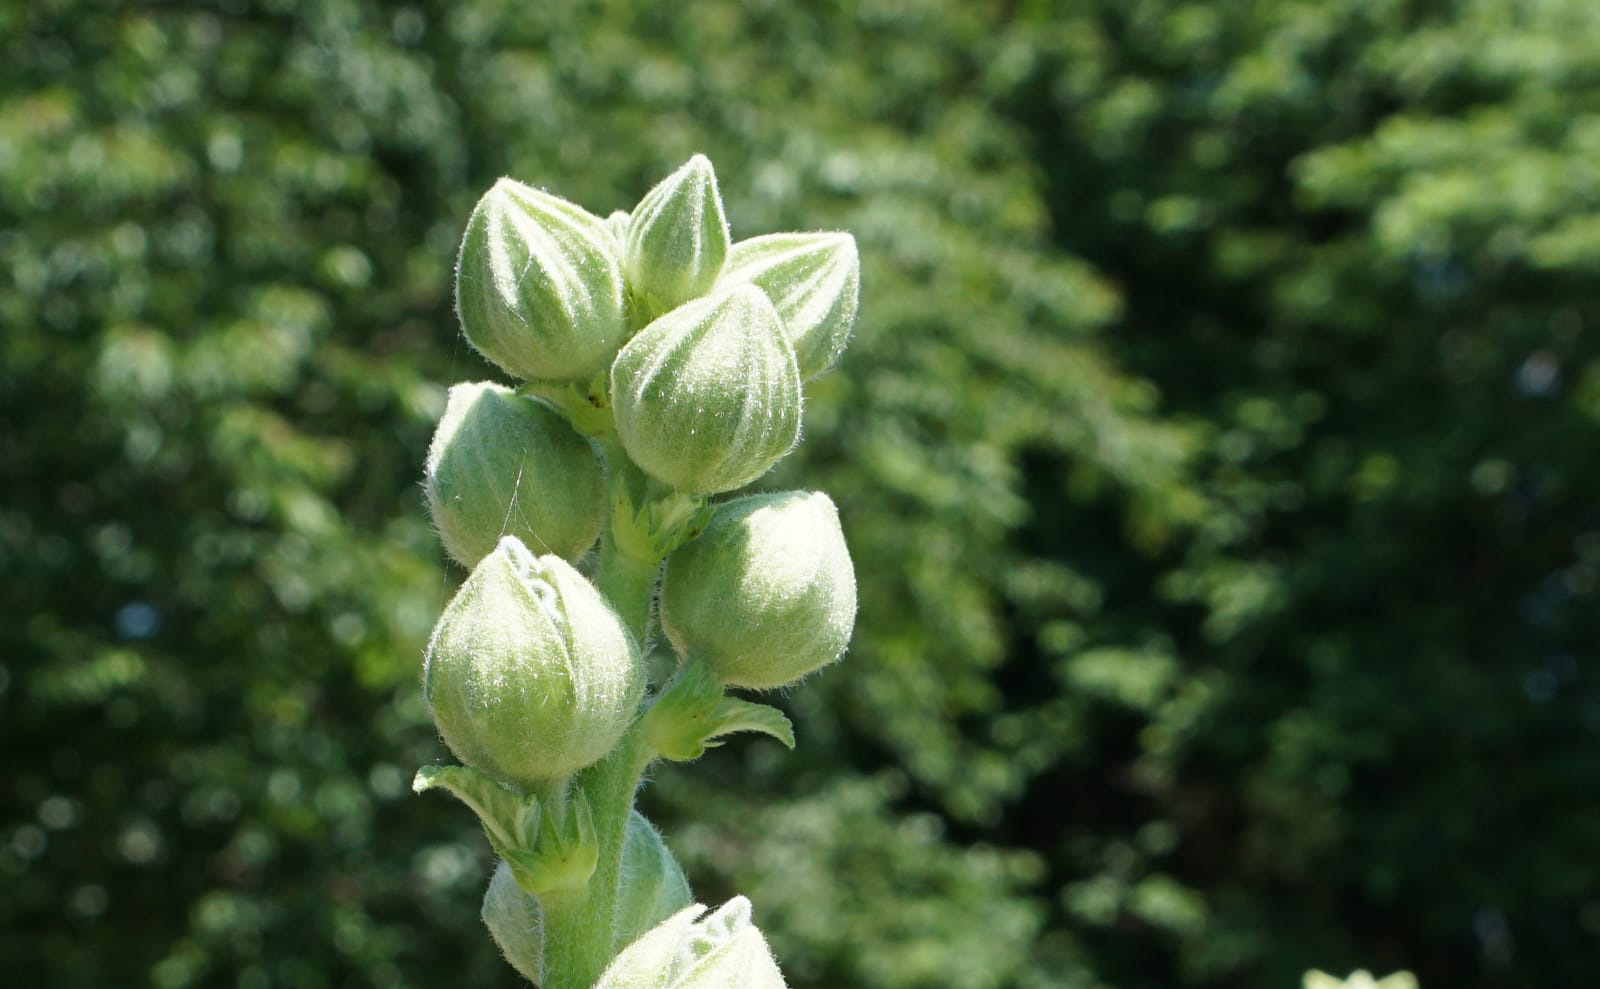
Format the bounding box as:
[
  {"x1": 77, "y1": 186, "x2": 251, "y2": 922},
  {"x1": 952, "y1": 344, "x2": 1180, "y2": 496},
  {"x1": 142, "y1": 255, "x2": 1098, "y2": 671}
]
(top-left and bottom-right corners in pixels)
[{"x1": 2, "y1": 1, "x2": 1597, "y2": 988}]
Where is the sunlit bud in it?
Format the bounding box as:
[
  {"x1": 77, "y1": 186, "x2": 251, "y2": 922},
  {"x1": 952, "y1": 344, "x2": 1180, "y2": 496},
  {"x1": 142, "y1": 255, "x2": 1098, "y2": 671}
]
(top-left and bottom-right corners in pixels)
[
  {"x1": 592, "y1": 897, "x2": 788, "y2": 989},
  {"x1": 661, "y1": 491, "x2": 855, "y2": 689},
  {"x1": 612, "y1": 812, "x2": 694, "y2": 954},
  {"x1": 424, "y1": 382, "x2": 606, "y2": 569},
  {"x1": 482, "y1": 860, "x2": 546, "y2": 985},
  {"x1": 610, "y1": 286, "x2": 801, "y2": 495},
  {"x1": 456, "y1": 178, "x2": 628, "y2": 383},
  {"x1": 423, "y1": 538, "x2": 643, "y2": 788},
  {"x1": 624, "y1": 155, "x2": 731, "y2": 317},
  {"x1": 718, "y1": 233, "x2": 859, "y2": 380}
]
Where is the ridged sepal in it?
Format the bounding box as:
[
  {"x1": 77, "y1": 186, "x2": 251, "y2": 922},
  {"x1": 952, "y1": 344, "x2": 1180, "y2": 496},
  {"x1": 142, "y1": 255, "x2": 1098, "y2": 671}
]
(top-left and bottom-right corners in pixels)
[
  {"x1": 424, "y1": 381, "x2": 606, "y2": 569},
  {"x1": 456, "y1": 178, "x2": 628, "y2": 384},
  {"x1": 718, "y1": 232, "x2": 859, "y2": 380},
  {"x1": 660, "y1": 492, "x2": 855, "y2": 689},
  {"x1": 422, "y1": 537, "x2": 644, "y2": 788},
  {"x1": 610, "y1": 286, "x2": 801, "y2": 495}
]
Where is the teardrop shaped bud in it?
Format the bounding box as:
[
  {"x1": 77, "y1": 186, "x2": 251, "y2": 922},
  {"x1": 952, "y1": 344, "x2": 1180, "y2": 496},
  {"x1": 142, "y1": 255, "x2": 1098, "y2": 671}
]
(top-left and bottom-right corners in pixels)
[
  {"x1": 593, "y1": 897, "x2": 788, "y2": 989},
  {"x1": 457, "y1": 178, "x2": 628, "y2": 384},
  {"x1": 424, "y1": 537, "x2": 644, "y2": 788},
  {"x1": 482, "y1": 859, "x2": 546, "y2": 984},
  {"x1": 425, "y1": 382, "x2": 606, "y2": 569},
  {"x1": 661, "y1": 491, "x2": 856, "y2": 689},
  {"x1": 610, "y1": 286, "x2": 801, "y2": 495},
  {"x1": 612, "y1": 812, "x2": 694, "y2": 955},
  {"x1": 625, "y1": 155, "x2": 731, "y2": 318},
  {"x1": 719, "y1": 232, "x2": 859, "y2": 380}
]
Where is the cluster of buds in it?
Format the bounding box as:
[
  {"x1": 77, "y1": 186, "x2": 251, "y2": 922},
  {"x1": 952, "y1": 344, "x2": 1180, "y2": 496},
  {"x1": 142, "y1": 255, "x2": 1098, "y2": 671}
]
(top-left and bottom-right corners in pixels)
[{"x1": 414, "y1": 156, "x2": 860, "y2": 989}]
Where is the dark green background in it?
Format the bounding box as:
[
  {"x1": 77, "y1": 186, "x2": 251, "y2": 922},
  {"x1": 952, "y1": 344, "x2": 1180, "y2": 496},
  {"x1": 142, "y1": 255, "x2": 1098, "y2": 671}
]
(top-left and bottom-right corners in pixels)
[{"x1": 5, "y1": 1, "x2": 1599, "y2": 986}]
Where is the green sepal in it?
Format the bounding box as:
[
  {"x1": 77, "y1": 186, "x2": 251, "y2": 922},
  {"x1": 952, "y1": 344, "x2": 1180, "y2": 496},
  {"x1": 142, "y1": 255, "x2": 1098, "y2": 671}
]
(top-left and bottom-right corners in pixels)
[
  {"x1": 413, "y1": 765, "x2": 598, "y2": 895},
  {"x1": 641, "y1": 661, "x2": 795, "y2": 761},
  {"x1": 512, "y1": 794, "x2": 599, "y2": 896},
  {"x1": 608, "y1": 455, "x2": 714, "y2": 564},
  {"x1": 523, "y1": 368, "x2": 615, "y2": 439},
  {"x1": 413, "y1": 764, "x2": 540, "y2": 854}
]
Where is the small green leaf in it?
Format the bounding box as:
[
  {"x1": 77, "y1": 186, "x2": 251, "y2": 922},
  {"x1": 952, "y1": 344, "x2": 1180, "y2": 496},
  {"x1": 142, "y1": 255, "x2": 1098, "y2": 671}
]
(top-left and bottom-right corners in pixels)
[
  {"x1": 705, "y1": 697, "x2": 795, "y2": 750},
  {"x1": 413, "y1": 764, "x2": 536, "y2": 853},
  {"x1": 641, "y1": 660, "x2": 795, "y2": 760}
]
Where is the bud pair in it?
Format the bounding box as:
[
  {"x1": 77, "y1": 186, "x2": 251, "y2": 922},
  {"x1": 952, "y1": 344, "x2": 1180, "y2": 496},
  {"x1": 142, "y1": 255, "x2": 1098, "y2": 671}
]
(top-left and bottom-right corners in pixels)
[
  {"x1": 425, "y1": 381, "x2": 606, "y2": 569},
  {"x1": 423, "y1": 537, "x2": 644, "y2": 789},
  {"x1": 661, "y1": 491, "x2": 856, "y2": 690}
]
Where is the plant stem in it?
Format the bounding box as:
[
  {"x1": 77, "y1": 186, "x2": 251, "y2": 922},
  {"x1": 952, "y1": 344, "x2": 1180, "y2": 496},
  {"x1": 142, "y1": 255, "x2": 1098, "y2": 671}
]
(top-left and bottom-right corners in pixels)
[
  {"x1": 595, "y1": 527, "x2": 658, "y2": 649},
  {"x1": 536, "y1": 728, "x2": 655, "y2": 989}
]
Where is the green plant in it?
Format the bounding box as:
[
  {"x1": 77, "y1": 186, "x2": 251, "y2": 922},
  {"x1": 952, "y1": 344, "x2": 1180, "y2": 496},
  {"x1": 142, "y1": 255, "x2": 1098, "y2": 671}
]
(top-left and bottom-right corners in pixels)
[{"x1": 413, "y1": 155, "x2": 860, "y2": 989}]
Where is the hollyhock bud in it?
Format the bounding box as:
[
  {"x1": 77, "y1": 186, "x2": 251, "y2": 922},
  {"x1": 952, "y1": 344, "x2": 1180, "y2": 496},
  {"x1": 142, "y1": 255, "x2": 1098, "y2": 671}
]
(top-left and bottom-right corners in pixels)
[
  {"x1": 592, "y1": 897, "x2": 787, "y2": 989},
  {"x1": 423, "y1": 537, "x2": 643, "y2": 788},
  {"x1": 624, "y1": 155, "x2": 730, "y2": 317},
  {"x1": 424, "y1": 382, "x2": 606, "y2": 569},
  {"x1": 456, "y1": 178, "x2": 628, "y2": 383},
  {"x1": 718, "y1": 232, "x2": 859, "y2": 380},
  {"x1": 660, "y1": 491, "x2": 856, "y2": 690},
  {"x1": 610, "y1": 286, "x2": 801, "y2": 495}
]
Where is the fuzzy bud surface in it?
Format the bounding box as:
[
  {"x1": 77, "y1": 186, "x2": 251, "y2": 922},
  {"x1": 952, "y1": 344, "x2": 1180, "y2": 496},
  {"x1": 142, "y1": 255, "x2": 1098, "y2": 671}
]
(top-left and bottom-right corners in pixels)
[
  {"x1": 624, "y1": 155, "x2": 731, "y2": 317},
  {"x1": 718, "y1": 232, "x2": 859, "y2": 380},
  {"x1": 425, "y1": 382, "x2": 606, "y2": 569},
  {"x1": 592, "y1": 897, "x2": 787, "y2": 989},
  {"x1": 661, "y1": 491, "x2": 856, "y2": 689},
  {"x1": 457, "y1": 179, "x2": 628, "y2": 383},
  {"x1": 610, "y1": 286, "x2": 801, "y2": 495},
  {"x1": 424, "y1": 538, "x2": 643, "y2": 788}
]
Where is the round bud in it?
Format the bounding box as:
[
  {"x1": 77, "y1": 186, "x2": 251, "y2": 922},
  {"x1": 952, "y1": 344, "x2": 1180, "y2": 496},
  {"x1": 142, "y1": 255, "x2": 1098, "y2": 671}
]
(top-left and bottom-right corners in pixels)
[
  {"x1": 456, "y1": 178, "x2": 628, "y2": 383},
  {"x1": 424, "y1": 537, "x2": 644, "y2": 788},
  {"x1": 624, "y1": 154, "x2": 731, "y2": 318},
  {"x1": 610, "y1": 286, "x2": 802, "y2": 495},
  {"x1": 719, "y1": 232, "x2": 859, "y2": 380},
  {"x1": 425, "y1": 382, "x2": 606, "y2": 569},
  {"x1": 661, "y1": 491, "x2": 856, "y2": 689}
]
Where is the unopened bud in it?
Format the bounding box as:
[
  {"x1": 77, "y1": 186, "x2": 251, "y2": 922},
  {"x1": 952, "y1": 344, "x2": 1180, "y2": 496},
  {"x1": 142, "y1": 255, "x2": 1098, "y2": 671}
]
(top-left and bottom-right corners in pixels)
[
  {"x1": 593, "y1": 897, "x2": 788, "y2": 989},
  {"x1": 425, "y1": 382, "x2": 606, "y2": 569},
  {"x1": 718, "y1": 232, "x2": 859, "y2": 380},
  {"x1": 457, "y1": 178, "x2": 628, "y2": 383},
  {"x1": 624, "y1": 155, "x2": 730, "y2": 317},
  {"x1": 424, "y1": 537, "x2": 643, "y2": 788},
  {"x1": 610, "y1": 286, "x2": 801, "y2": 495},
  {"x1": 661, "y1": 491, "x2": 855, "y2": 689}
]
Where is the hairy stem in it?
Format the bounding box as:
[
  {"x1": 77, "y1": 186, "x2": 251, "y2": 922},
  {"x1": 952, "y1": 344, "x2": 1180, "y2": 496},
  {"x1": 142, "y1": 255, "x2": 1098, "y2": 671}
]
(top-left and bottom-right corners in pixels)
[{"x1": 536, "y1": 728, "x2": 655, "y2": 989}]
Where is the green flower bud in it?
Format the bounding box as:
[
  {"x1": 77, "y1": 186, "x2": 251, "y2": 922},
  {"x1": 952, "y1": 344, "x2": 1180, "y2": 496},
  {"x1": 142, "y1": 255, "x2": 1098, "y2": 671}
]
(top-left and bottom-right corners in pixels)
[
  {"x1": 613, "y1": 812, "x2": 693, "y2": 954},
  {"x1": 482, "y1": 859, "x2": 546, "y2": 985},
  {"x1": 661, "y1": 492, "x2": 855, "y2": 690},
  {"x1": 423, "y1": 537, "x2": 644, "y2": 788},
  {"x1": 610, "y1": 286, "x2": 802, "y2": 495},
  {"x1": 424, "y1": 382, "x2": 606, "y2": 569},
  {"x1": 457, "y1": 178, "x2": 628, "y2": 384},
  {"x1": 593, "y1": 897, "x2": 787, "y2": 989},
  {"x1": 625, "y1": 155, "x2": 730, "y2": 317},
  {"x1": 718, "y1": 233, "x2": 859, "y2": 380}
]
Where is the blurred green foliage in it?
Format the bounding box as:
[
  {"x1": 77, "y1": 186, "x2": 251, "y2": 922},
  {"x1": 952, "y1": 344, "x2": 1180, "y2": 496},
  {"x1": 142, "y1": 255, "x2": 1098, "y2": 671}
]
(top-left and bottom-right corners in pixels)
[{"x1": 4, "y1": 1, "x2": 1598, "y2": 987}]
